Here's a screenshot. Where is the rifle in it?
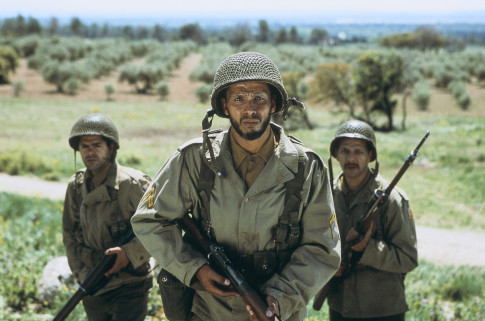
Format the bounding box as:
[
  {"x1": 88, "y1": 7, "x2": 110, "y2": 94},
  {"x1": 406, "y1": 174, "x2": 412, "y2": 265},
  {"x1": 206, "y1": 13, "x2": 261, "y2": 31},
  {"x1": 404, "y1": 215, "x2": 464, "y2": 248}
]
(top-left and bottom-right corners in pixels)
[
  {"x1": 53, "y1": 228, "x2": 136, "y2": 321},
  {"x1": 313, "y1": 130, "x2": 431, "y2": 311},
  {"x1": 177, "y1": 214, "x2": 276, "y2": 321}
]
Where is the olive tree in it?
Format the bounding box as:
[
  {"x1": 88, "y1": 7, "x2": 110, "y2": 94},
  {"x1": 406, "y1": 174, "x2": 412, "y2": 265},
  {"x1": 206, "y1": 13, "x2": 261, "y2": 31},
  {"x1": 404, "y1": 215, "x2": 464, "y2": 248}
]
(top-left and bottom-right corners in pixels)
[
  {"x1": 41, "y1": 60, "x2": 91, "y2": 93},
  {"x1": 0, "y1": 46, "x2": 19, "y2": 84},
  {"x1": 118, "y1": 64, "x2": 167, "y2": 94},
  {"x1": 353, "y1": 50, "x2": 403, "y2": 131}
]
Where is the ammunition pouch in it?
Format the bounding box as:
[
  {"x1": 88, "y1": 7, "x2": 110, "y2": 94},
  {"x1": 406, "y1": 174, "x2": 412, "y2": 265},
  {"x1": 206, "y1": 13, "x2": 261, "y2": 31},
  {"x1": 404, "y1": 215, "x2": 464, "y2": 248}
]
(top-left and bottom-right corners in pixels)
[
  {"x1": 157, "y1": 268, "x2": 194, "y2": 321},
  {"x1": 237, "y1": 250, "x2": 293, "y2": 286}
]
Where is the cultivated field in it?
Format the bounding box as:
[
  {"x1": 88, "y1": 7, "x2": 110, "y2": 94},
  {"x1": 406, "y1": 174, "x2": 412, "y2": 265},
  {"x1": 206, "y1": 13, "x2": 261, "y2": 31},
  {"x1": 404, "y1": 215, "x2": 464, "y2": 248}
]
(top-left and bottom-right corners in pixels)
[{"x1": 0, "y1": 45, "x2": 485, "y2": 320}]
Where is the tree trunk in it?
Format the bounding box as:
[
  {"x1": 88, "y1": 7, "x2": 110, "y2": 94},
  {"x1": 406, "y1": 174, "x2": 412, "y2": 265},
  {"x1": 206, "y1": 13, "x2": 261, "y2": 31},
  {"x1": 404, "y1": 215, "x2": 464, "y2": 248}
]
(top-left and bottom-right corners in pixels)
[{"x1": 401, "y1": 91, "x2": 409, "y2": 131}]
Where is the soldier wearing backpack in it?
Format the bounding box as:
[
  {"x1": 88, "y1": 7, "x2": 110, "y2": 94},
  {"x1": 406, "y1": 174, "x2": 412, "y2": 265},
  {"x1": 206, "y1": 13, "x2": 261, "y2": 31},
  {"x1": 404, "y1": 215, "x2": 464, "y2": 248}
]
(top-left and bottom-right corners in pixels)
[{"x1": 131, "y1": 52, "x2": 340, "y2": 321}]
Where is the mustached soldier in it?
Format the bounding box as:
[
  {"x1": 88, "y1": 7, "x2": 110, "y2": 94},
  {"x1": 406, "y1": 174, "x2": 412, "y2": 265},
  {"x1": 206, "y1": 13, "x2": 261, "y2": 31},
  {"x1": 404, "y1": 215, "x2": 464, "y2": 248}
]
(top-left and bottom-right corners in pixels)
[
  {"x1": 131, "y1": 52, "x2": 340, "y2": 321},
  {"x1": 63, "y1": 113, "x2": 153, "y2": 321},
  {"x1": 327, "y1": 120, "x2": 418, "y2": 321}
]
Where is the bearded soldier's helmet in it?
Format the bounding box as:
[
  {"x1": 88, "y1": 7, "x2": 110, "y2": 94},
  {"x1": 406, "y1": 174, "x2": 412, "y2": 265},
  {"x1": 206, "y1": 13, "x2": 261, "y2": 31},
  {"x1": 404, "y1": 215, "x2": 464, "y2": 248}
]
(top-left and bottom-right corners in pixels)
[
  {"x1": 210, "y1": 51, "x2": 300, "y2": 118},
  {"x1": 330, "y1": 120, "x2": 377, "y2": 161},
  {"x1": 69, "y1": 113, "x2": 120, "y2": 151}
]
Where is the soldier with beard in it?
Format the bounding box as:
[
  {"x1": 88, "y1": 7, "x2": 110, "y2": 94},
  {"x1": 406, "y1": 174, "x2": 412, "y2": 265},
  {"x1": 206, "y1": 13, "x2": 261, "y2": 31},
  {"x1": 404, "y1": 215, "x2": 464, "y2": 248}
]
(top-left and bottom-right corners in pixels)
[{"x1": 131, "y1": 52, "x2": 340, "y2": 321}]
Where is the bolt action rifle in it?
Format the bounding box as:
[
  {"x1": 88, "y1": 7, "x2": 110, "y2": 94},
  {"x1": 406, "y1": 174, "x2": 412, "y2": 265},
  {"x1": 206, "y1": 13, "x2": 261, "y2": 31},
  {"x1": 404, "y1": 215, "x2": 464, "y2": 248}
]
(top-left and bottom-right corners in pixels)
[
  {"x1": 53, "y1": 228, "x2": 136, "y2": 321},
  {"x1": 313, "y1": 130, "x2": 431, "y2": 311},
  {"x1": 177, "y1": 214, "x2": 277, "y2": 321}
]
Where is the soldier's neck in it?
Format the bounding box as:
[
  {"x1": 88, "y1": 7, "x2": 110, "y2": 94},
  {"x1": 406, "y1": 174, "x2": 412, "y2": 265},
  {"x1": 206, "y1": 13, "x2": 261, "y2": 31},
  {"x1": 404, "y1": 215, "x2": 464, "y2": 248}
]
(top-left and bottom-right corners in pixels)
[{"x1": 231, "y1": 126, "x2": 271, "y2": 154}]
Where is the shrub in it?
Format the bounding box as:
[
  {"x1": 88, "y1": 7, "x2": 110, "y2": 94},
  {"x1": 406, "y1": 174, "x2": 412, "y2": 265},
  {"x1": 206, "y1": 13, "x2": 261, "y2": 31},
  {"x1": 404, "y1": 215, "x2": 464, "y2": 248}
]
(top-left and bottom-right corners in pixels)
[
  {"x1": 456, "y1": 92, "x2": 472, "y2": 110},
  {"x1": 412, "y1": 79, "x2": 431, "y2": 111},
  {"x1": 41, "y1": 60, "x2": 91, "y2": 93},
  {"x1": 65, "y1": 77, "x2": 80, "y2": 95},
  {"x1": 195, "y1": 83, "x2": 212, "y2": 103},
  {"x1": 104, "y1": 82, "x2": 116, "y2": 100},
  {"x1": 118, "y1": 63, "x2": 167, "y2": 94},
  {"x1": 12, "y1": 80, "x2": 24, "y2": 97},
  {"x1": 155, "y1": 81, "x2": 170, "y2": 100},
  {"x1": 0, "y1": 46, "x2": 19, "y2": 84}
]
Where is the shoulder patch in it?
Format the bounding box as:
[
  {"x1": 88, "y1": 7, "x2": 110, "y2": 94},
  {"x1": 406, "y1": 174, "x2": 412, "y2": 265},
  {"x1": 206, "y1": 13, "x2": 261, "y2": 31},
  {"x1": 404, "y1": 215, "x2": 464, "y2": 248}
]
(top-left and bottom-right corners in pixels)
[
  {"x1": 141, "y1": 185, "x2": 155, "y2": 209},
  {"x1": 407, "y1": 208, "x2": 413, "y2": 219},
  {"x1": 329, "y1": 212, "x2": 338, "y2": 239}
]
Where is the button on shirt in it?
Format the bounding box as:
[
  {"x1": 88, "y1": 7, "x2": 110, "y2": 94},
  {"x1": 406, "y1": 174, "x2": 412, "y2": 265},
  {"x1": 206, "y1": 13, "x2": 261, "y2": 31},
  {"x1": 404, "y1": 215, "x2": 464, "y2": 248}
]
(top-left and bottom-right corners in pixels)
[{"x1": 230, "y1": 129, "x2": 277, "y2": 189}]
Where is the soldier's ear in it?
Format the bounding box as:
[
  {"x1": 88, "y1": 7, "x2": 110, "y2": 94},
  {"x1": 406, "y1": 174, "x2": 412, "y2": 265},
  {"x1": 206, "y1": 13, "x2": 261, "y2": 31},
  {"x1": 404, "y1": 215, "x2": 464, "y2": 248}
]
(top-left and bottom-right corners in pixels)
[
  {"x1": 368, "y1": 150, "x2": 373, "y2": 162},
  {"x1": 109, "y1": 142, "x2": 115, "y2": 155},
  {"x1": 271, "y1": 95, "x2": 276, "y2": 113},
  {"x1": 222, "y1": 98, "x2": 229, "y2": 116}
]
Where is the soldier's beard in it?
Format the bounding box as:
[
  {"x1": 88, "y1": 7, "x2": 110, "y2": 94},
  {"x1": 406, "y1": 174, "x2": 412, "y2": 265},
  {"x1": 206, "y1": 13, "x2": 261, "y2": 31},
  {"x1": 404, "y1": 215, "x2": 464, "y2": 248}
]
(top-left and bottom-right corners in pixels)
[{"x1": 229, "y1": 113, "x2": 271, "y2": 141}]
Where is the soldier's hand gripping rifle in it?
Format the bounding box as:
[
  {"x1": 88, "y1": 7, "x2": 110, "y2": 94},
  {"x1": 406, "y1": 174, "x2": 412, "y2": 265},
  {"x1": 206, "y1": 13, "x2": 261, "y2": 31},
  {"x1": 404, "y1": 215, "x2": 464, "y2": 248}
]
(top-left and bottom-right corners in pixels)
[
  {"x1": 53, "y1": 228, "x2": 136, "y2": 321},
  {"x1": 313, "y1": 130, "x2": 431, "y2": 311},
  {"x1": 177, "y1": 214, "x2": 277, "y2": 321}
]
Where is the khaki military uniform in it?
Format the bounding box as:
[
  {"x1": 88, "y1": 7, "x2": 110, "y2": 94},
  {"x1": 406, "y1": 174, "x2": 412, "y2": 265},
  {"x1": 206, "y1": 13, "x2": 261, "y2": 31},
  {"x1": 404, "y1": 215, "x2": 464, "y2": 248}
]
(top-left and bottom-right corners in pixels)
[
  {"x1": 62, "y1": 162, "x2": 152, "y2": 295},
  {"x1": 327, "y1": 172, "x2": 418, "y2": 318},
  {"x1": 132, "y1": 124, "x2": 341, "y2": 321}
]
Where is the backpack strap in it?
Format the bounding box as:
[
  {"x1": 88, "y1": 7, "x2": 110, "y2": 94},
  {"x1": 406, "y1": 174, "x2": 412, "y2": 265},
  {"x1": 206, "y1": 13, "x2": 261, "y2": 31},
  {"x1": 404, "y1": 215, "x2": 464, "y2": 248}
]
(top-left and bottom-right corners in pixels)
[
  {"x1": 198, "y1": 156, "x2": 215, "y2": 237},
  {"x1": 273, "y1": 141, "x2": 306, "y2": 253}
]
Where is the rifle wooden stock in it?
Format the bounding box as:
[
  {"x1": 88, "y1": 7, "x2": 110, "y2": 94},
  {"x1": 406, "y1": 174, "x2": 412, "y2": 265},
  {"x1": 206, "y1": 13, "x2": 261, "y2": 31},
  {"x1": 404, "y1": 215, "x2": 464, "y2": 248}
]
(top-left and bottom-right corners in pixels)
[
  {"x1": 53, "y1": 229, "x2": 135, "y2": 321},
  {"x1": 312, "y1": 130, "x2": 431, "y2": 311},
  {"x1": 178, "y1": 214, "x2": 276, "y2": 321}
]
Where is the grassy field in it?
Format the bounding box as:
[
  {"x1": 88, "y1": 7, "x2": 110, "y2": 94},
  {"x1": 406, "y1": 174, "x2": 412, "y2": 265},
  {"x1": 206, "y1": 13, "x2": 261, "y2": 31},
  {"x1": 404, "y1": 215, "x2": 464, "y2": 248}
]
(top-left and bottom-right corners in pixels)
[{"x1": 1, "y1": 96, "x2": 484, "y2": 231}]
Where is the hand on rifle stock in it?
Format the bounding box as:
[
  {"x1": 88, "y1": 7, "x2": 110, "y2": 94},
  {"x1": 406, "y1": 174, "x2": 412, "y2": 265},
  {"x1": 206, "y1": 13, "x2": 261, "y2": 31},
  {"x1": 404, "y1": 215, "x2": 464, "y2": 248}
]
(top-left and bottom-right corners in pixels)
[
  {"x1": 347, "y1": 222, "x2": 373, "y2": 253},
  {"x1": 247, "y1": 295, "x2": 280, "y2": 321},
  {"x1": 195, "y1": 264, "x2": 238, "y2": 297}
]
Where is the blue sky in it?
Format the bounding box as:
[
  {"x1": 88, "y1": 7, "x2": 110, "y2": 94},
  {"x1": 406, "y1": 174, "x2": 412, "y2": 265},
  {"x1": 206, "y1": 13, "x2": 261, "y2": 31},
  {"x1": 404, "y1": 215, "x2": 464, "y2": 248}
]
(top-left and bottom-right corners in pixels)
[{"x1": 2, "y1": 0, "x2": 485, "y2": 18}]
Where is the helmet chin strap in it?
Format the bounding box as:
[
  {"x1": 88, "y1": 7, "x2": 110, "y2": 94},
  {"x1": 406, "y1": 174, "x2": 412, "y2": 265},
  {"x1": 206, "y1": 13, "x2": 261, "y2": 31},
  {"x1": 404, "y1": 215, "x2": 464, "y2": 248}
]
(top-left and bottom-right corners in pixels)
[
  {"x1": 282, "y1": 98, "x2": 305, "y2": 120},
  {"x1": 201, "y1": 109, "x2": 221, "y2": 177}
]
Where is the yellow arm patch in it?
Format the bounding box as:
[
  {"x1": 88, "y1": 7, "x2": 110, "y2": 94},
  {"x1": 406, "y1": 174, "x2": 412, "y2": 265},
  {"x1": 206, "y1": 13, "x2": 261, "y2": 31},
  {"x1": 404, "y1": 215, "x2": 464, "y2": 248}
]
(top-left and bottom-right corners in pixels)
[
  {"x1": 141, "y1": 186, "x2": 155, "y2": 209},
  {"x1": 329, "y1": 212, "x2": 338, "y2": 239}
]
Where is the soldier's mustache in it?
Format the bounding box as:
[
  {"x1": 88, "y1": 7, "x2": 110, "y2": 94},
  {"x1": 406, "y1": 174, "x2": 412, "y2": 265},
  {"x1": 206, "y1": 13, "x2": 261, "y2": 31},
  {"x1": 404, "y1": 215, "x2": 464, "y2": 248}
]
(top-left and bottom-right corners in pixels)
[
  {"x1": 241, "y1": 115, "x2": 261, "y2": 121},
  {"x1": 345, "y1": 163, "x2": 359, "y2": 168}
]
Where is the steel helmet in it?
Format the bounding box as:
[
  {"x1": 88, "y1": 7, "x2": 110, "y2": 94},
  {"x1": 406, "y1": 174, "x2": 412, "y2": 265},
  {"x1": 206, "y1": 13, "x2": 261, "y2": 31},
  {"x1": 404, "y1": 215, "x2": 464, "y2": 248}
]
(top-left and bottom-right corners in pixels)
[
  {"x1": 69, "y1": 113, "x2": 119, "y2": 151},
  {"x1": 210, "y1": 51, "x2": 289, "y2": 118},
  {"x1": 330, "y1": 120, "x2": 377, "y2": 161}
]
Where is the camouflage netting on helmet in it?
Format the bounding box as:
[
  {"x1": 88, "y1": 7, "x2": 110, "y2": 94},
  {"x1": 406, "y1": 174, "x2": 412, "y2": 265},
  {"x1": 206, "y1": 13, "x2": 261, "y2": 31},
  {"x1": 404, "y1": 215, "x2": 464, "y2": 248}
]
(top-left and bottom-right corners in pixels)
[
  {"x1": 330, "y1": 120, "x2": 377, "y2": 161},
  {"x1": 69, "y1": 113, "x2": 120, "y2": 151},
  {"x1": 210, "y1": 51, "x2": 288, "y2": 118}
]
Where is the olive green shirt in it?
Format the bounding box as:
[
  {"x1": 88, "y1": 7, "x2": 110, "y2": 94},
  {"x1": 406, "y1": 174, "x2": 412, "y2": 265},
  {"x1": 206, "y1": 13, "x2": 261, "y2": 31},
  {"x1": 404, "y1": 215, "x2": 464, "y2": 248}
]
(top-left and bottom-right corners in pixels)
[
  {"x1": 132, "y1": 123, "x2": 340, "y2": 321},
  {"x1": 328, "y1": 171, "x2": 418, "y2": 318},
  {"x1": 63, "y1": 162, "x2": 152, "y2": 295},
  {"x1": 230, "y1": 128, "x2": 277, "y2": 189}
]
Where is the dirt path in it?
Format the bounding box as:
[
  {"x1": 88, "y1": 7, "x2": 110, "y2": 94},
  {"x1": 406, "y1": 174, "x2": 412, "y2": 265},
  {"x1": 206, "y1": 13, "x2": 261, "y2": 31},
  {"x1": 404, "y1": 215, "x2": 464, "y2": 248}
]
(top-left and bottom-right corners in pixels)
[{"x1": 1, "y1": 173, "x2": 484, "y2": 269}]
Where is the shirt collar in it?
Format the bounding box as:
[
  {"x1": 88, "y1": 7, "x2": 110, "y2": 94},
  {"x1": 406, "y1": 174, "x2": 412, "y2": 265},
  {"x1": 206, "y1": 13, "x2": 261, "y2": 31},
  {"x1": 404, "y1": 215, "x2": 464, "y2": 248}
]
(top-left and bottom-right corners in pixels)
[
  {"x1": 86, "y1": 162, "x2": 112, "y2": 189},
  {"x1": 230, "y1": 128, "x2": 276, "y2": 170}
]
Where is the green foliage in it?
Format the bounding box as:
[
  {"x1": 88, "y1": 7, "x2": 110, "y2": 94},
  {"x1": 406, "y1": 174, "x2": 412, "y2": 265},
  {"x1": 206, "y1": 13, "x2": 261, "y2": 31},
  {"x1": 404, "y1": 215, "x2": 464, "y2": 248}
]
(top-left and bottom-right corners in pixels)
[
  {"x1": 353, "y1": 50, "x2": 403, "y2": 130},
  {"x1": 65, "y1": 77, "x2": 80, "y2": 95},
  {"x1": 308, "y1": 28, "x2": 329, "y2": 45},
  {"x1": 12, "y1": 80, "x2": 24, "y2": 97},
  {"x1": 0, "y1": 150, "x2": 62, "y2": 181},
  {"x1": 104, "y1": 82, "x2": 116, "y2": 100},
  {"x1": 118, "y1": 63, "x2": 167, "y2": 94},
  {"x1": 155, "y1": 81, "x2": 170, "y2": 100},
  {"x1": 0, "y1": 46, "x2": 19, "y2": 84},
  {"x1": 413, "y1": 79, "x2": 431, "y2": 111},
  {"x1": 190, "y1": 42, "x2": 234, "y2": 84},
  {"x1": 448, "y1": 81, "x2": 472, "y2": 110},
  {"x1": 309, "y1": 62, "x2": 354, "y2": 111},
  {"x1": 11, "y1": 35, "x2": 41, "y2": 57},
  {"x1": 41, "y1": 60, "x2": 91, "y2": 93},
  {"x1": 195, "y1": 83, "x2": 212, "y2": 103},
  {"x1": 380, "y1": 26, "x2": 448, "y2": 50},
  {"x1": 281, "y1": 70, "x2": 304, "y2": 99},
  {"x1": 179, "y1": 23, "x2": 206, "y2": 45}
]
